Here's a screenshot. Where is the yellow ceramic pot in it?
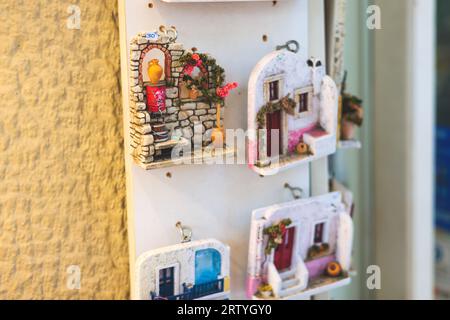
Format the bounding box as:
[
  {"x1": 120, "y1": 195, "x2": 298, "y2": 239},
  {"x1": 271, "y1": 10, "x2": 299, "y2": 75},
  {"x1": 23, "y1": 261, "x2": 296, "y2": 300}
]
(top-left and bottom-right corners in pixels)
[{"x1": 147, "y1": 59, "x2": 163, "y2": 85}]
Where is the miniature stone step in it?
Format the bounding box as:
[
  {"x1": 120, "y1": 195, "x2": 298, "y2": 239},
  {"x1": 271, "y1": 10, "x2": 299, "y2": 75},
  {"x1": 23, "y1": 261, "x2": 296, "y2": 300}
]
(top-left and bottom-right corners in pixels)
[
  {"x1": 279, "y1": 269, "x2": 296, "y2": 281},
  {"x1": 281, "y1": 278, "x2": 300, "y2": 290},
  {"x1": 279, "y1": 284, "x2": 304, "y2": 299}
]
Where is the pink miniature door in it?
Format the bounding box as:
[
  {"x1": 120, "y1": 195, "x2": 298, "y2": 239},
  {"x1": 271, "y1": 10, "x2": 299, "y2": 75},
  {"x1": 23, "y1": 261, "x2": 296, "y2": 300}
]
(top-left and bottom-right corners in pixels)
[{"x1": 274, "y1": 227, "x2": 295, "y2": 271}]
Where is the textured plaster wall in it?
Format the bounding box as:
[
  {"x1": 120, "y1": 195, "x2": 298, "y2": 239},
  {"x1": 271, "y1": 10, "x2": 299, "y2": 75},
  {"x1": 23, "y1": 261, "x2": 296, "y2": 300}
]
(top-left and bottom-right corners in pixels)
[{"x1": 0, "y1": 0, "x2": 129, "y2": 299}]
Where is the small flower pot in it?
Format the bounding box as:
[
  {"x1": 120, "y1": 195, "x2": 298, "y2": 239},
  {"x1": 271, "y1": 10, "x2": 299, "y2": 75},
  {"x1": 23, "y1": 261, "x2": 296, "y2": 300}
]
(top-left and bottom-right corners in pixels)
[{"x1": 341, "y1": 119, "x2": 356, "y2": 140}]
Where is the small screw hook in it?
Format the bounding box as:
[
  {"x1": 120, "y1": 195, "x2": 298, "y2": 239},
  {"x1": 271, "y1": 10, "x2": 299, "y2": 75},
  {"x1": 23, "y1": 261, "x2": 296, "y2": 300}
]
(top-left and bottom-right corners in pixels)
[
  {"x1": 276, "y1": 40, "x2": 300, "y2": 54},
  {"x1": 176, "y1": 221, "x2": 192, "y2": 243},
  {"x1": 284, "y1": 183, "x2": 304, "y2": 200}
]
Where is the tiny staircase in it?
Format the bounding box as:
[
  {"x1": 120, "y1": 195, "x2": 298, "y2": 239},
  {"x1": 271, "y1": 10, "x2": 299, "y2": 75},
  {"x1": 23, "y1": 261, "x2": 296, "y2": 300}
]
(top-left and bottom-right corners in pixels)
[{"x1": 278, "y1": 269, "x2": 304, "y2": 299}]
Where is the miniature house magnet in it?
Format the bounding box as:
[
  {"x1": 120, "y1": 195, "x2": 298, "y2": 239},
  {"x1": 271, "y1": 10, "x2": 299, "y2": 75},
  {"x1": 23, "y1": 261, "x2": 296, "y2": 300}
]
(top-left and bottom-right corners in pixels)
[
  {"x1": 129, "y1": 26, "x2": 237, "y2": 170},
  {"x1": 135, "y1": 235, "x2": 231, "y2": 300},
  {"x1": 246, "y1": 192, "x2": 353, "y2": 300},
  {"x1": 247, "y1": 49, "x2": 339, "y2": 175}
]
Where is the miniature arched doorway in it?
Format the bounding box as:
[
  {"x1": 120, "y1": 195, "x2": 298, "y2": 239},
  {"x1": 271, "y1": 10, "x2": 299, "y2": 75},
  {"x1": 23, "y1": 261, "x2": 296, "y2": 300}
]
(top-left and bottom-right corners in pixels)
[
  {"x1": 274, "y1": 226, "x2": 296, "y2": 271},
  {"x1": 195, "y1": 248, "x2": 221, "y2": 285},
  {"x1": 139, "y1": 45, "x2": 172, "y2": 84},
  {"x1": 179, "y1": 64, "x2": 209, "y2": 100}
]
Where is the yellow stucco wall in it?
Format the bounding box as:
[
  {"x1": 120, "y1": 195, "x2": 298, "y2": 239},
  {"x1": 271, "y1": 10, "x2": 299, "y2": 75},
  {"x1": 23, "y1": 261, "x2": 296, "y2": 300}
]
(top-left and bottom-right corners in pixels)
[{"x1": 0, "y1": 1, "x2": 129, "y2": 299}]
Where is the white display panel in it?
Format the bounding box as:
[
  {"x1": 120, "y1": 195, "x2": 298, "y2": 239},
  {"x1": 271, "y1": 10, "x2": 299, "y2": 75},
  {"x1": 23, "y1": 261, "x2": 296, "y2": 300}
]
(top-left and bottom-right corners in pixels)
[{"x1": 119, "y1": 0, "x2": 325, "y2": 299}]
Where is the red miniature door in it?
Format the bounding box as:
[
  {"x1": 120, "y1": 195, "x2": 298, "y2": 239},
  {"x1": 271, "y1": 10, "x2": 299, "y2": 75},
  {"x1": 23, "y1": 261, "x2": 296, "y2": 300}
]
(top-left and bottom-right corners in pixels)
[
  {"x1": 274, "y1": 227, "x2": 295, "y2": 271},
  {"x1": 266, "y1": 110, "x2": 282, "y2": 158}
]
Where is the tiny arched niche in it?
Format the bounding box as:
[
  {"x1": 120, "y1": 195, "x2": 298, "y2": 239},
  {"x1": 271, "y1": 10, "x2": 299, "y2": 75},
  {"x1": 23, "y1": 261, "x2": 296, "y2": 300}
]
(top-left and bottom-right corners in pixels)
[{"x1": 138, "y1": 44, "x2": 172, "y2": 86}]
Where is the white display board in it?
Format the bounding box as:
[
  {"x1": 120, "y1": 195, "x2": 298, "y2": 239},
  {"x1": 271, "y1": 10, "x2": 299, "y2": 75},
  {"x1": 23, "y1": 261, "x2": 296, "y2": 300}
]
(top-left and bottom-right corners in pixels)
[{"x1": 119, "y1": 0, "x2": 326, "y2": 299}]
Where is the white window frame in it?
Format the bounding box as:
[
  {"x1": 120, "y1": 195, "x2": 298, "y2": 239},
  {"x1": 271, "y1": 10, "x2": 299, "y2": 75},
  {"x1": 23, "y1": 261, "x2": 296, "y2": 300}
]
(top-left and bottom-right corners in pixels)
[
  {"x1": 294, "y1": 86, "x2": 314, "y2": 119},
  {"x1": 264, "y1": 74, "x2": 284, "y2": 103},
  {"x1": 155, "y1": 262, "x2": 180, "y2": 297}
]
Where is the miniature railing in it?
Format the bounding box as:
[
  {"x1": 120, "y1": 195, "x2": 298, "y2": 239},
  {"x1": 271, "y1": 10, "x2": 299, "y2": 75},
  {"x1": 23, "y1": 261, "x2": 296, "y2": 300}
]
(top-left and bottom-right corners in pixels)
[{"x1": 150, "y1": 278, "x2": 224, "y2": 300}]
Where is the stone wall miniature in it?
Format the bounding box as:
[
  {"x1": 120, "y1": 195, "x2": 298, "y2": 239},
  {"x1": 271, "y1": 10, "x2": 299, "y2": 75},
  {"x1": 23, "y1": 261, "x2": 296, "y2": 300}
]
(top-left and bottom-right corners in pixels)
[{"x1": 129, "y1": 28, "x2": 225, "y2": 170}]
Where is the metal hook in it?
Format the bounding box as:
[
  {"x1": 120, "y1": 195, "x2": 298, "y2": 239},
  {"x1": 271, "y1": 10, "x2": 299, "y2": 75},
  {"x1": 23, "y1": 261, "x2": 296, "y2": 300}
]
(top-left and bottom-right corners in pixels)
[
  {"x1": 176, "y1": 221, "x2": 192, "y2": 243},
  {"x1": 276, "y1": 40, "x2": 300, "y2": 54},
  {"x1": 284, "y1": 183, "x2": 304, "y2": 200}
]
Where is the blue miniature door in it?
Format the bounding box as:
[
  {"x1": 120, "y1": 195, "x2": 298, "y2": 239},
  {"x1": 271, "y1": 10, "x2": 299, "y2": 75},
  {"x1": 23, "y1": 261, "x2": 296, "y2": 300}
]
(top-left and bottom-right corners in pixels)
[{"x1": 195, "y1": 249, "x2": 221, "y2": 285}]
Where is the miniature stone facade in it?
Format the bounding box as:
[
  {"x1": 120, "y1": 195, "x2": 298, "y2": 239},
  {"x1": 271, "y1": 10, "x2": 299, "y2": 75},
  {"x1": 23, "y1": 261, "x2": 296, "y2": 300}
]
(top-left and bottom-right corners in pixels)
[{"x1": 129, "y1": 27, "x2": 225, "y2": 169}]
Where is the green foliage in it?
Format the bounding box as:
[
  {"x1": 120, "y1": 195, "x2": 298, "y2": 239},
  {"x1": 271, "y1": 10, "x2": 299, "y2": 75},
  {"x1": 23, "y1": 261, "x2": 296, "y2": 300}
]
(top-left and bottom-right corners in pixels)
[
  {"x1": 256, "y1": 95, "x2": 297, "y2": 128},
  {"x1": 178, "y1": 52, "x2": 226, "y2": 104},
  {"x1": 342, "y1": 93, "x2": 363, "y2": 126},
  {"x1": 263, "y1": 219, "x2": 292, "y2": 255}
]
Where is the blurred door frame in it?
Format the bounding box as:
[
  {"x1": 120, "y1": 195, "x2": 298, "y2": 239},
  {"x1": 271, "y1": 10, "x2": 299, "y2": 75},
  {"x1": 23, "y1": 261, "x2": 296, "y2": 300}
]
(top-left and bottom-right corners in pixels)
[{"x1": 373, "y1": 0, "x2": 435, "y2": 300}]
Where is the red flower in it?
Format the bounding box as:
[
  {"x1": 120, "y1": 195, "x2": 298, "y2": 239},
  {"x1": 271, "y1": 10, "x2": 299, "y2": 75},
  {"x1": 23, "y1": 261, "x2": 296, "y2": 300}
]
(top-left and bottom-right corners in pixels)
[
  {"x1": 216, "y1": 82, "x2": 238, "y2": 98},
  {"x1": 192, "y1": 53, "x2": 200, "y2": 61}
]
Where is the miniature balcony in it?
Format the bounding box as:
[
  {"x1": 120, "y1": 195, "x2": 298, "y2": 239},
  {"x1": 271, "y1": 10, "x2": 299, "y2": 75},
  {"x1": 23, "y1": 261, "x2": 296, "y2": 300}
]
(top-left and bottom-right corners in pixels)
[
  {"x1": 151, "y1": 278, "x2": 226, "y2": 301},
  {"x1": 253, "y1": 127, "x2": 337, "y2": 176},
  {"x1": 303, "y1": 127, "x2": 336, "y2": 157}
]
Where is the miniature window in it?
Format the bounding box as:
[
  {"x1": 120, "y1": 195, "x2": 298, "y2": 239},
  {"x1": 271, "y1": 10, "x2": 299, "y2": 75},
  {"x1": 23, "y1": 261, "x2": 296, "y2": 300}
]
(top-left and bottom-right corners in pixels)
[
  {"x1": 294, "y1": 86, "x2": 313, "y2": 118},
  {"x1": 180, "y1": 66, "x2": 207, "y2": 100},
  {"x1": 264, "y1": 75, "x2": 284, "y2": 103},
  {"x1": 158, "y1": 267, "x2": 175, "y2": 297},
  {"x1": 313, "y1": 222, "x2": 325, "y2": 244},
  {"x1": 269, "y1": 81, "x2": 279, "y2": 101}
]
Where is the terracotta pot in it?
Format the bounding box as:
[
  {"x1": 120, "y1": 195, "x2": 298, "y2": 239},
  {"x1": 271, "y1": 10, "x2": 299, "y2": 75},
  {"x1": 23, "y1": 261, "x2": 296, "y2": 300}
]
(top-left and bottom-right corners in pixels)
[
  {"x1": 147, "y1": 59, "x2": 163, "y2": 85},
  {"x1": 326, "y1": 261, "x2": 342, "y2": 277},
  {"x1": 340, "y1": 119, "x2": 356, "y2": 140},
  {"x1": 296, "y1": 143, "x2": 309, "y2": 155},
  {"x1": 189, "y1": 88, "x2": 200, "y2": 100}
]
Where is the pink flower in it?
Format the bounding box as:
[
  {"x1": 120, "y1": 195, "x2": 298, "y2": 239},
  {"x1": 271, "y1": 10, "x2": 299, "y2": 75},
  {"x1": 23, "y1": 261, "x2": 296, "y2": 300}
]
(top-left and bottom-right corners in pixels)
[{"x1": 184, "y1": 65, "x2": 194, "y2": 76}]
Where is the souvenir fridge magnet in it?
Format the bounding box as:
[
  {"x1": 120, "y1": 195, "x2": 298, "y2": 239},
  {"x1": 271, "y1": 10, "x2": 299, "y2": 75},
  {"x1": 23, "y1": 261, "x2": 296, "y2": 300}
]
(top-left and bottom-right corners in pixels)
[
  {"x1": 129, "y1": 26, "x2": 238, "y2": 170},
  {"x1": 247, "y1": 43, "x2": 339, "y2": 176},
  {"x1": 135, "y1": 222, "x2": 231, "y2": 300},
  {"x1": 246, "y1": 192, "x2": 353, "y2": 300}
]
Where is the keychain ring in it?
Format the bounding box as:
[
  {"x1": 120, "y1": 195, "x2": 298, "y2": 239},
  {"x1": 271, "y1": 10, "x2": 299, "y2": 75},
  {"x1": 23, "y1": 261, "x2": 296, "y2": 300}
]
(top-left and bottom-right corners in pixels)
[
  {"x1": 276, "y1": 40, "x2": 300, "y2": 54},
  {"x1": 176, "y1": 222, "x2": 192, "y2": 243}
]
